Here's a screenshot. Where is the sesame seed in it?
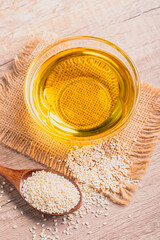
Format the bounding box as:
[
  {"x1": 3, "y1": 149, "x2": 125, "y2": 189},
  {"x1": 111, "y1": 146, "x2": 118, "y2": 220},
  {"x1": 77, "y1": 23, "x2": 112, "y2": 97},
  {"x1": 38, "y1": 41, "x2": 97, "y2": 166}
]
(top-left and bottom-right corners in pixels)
[
  {"x1": 12, "y1": 225, "x2": 17, "y2": 229},
  {"x1": 88, "y1": 231, "x2": 92, "y2": 234},
  {"x1": 13, "y1": 206, "x2": 17, "y2": 210},
  {"x1": 128, "y1": 214, "x2": 132, "y2": 218}
]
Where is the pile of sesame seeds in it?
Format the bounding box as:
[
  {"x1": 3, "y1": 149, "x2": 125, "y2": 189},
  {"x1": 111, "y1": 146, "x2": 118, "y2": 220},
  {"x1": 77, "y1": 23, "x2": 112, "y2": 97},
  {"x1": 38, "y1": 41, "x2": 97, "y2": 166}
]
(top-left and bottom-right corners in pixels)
[
  {"x1": 65, "y1": 136, "x2": 134, "y2": 199},
  {"x1": 22, "y1": 171, "x2": 80, "y2": 214}
]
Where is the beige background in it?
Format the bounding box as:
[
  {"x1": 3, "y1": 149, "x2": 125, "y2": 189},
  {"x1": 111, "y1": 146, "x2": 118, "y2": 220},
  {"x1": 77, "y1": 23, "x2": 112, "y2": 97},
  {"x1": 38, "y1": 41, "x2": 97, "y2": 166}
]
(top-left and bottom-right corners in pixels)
[{"x1": 0, "y1": 0, "x2": 160, "y2": 239}]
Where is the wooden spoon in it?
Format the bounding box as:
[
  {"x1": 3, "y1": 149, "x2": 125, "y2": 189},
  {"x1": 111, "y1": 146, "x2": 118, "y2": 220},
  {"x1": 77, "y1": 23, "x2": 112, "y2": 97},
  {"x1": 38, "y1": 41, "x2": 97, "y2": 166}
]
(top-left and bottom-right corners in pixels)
[{"x1": 0, "y1": 165, "x2": 82, "y2": 215}]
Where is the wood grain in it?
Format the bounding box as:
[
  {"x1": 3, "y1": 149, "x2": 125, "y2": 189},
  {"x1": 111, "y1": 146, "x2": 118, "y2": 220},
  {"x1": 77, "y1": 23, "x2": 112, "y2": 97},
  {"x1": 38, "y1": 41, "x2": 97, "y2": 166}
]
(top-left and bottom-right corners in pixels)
[{"x1": 0, "y1": 0, "x2": 160, "y2": 239}]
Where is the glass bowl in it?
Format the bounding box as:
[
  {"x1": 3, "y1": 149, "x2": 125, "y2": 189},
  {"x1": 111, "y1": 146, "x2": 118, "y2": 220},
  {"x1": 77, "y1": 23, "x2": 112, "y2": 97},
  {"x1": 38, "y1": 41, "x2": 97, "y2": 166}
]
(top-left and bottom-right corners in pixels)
[{"x1": 24, "y1": 36, "x2": 140, "y2": 145}]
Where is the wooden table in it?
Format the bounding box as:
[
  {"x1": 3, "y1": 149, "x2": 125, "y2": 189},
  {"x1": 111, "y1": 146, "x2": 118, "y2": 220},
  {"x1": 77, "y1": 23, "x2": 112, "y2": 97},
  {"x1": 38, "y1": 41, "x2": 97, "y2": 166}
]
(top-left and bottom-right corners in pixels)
[{"x1": 0, "y1": 0, "x2": 160, "y2": 239}]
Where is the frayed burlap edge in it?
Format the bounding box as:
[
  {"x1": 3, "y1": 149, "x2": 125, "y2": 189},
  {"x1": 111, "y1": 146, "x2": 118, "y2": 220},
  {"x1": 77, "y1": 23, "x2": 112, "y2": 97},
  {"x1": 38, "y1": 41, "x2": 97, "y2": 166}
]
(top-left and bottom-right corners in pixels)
[
  {"x1": 0, "y1": 38, "x2": 160, "y2": 205},
  {"x1": 0, "y1": 37, "x2": 71, "y2": 177},
  {"x1": 108, "y1": 83, "x2": 160, "y2": 204}
]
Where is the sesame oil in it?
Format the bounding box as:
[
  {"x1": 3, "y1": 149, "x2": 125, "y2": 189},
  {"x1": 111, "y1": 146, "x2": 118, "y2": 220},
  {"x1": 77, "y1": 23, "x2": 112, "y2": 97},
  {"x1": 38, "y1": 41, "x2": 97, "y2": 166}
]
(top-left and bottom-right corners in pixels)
[{"x1": 32, "y1": 47, "x2": 135, "y2": 139}]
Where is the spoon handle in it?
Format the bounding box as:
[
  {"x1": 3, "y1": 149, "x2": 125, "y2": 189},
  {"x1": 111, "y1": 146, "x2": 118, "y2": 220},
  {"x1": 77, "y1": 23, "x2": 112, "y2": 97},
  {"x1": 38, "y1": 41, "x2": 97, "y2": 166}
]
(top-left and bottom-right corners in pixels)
[{"x1": 0, "y1": 165, "x2": 23, "y2": 190}]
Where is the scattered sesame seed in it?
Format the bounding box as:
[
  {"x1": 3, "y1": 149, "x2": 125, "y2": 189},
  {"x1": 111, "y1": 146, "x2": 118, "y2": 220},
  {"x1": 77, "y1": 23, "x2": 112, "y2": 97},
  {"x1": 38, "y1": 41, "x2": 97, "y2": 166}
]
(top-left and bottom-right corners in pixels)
[
  {"x1": 88, "y1": 231, "x2": 92, "y2": 234},
  {"x1": 49, "y1": 227, "x2": 52, "y2": 231},
  {"x1": 13, "y1": 206, "x2": 17, "y2": 210},
  {"x1": 12, "y1": 225, "x2": 17, "y2": 229},
  {"x1": 128, "y1": 214, "x2": 132, "y2": 218},
  {"x1": 20, "y1": 211, "x2": 23, "y2": 215}
]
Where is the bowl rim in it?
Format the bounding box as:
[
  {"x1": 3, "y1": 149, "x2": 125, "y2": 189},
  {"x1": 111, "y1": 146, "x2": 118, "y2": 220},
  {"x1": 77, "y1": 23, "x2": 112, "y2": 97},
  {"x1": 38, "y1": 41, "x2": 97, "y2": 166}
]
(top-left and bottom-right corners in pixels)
[{"x1": 24, "y1": 35, "x2": 140, "y2": 145}]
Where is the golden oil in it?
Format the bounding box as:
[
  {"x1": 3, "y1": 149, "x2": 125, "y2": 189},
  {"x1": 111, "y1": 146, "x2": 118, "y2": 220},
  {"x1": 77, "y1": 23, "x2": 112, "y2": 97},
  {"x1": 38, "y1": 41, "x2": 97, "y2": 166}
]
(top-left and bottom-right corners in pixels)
[{"x1": 32, "y1": 47, "x2": 135, "y2": 139}]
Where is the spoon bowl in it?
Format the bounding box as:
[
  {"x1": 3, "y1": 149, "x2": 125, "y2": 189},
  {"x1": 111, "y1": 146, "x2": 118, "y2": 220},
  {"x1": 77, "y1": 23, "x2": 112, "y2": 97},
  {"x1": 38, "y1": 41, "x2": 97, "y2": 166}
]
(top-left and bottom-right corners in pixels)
[{"x1": 0, "y1": 165, "x2": 82, "y2": 215}]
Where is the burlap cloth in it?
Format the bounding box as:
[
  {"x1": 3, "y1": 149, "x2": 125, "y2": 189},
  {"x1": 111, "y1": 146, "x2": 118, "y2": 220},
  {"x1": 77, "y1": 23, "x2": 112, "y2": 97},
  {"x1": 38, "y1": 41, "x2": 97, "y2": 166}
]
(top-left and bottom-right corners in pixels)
[{"x1": 0, "y1": 35, "x2": 160, "y2": 205}]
